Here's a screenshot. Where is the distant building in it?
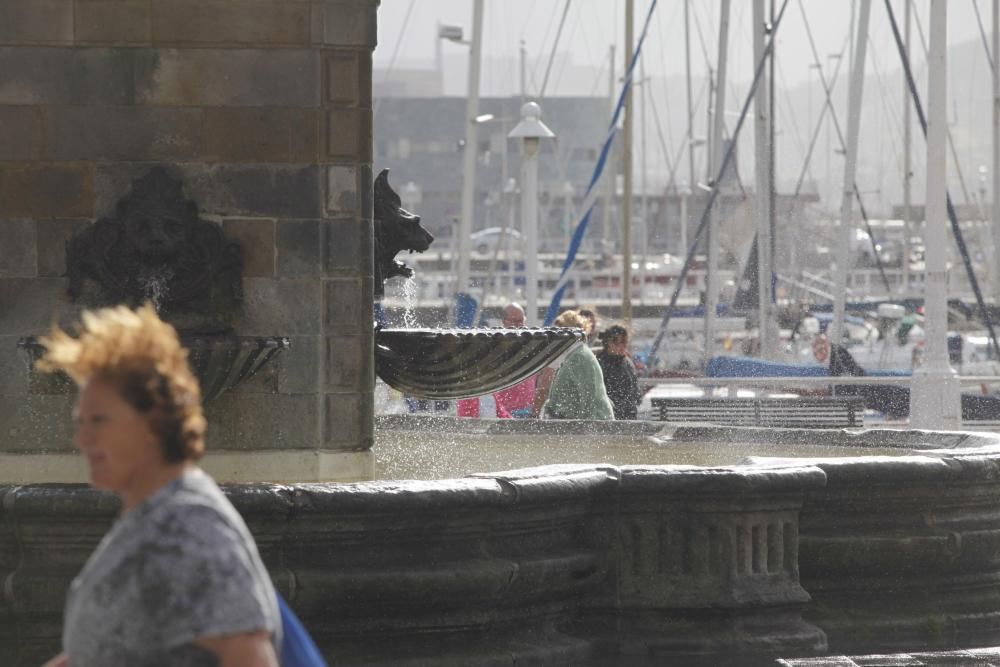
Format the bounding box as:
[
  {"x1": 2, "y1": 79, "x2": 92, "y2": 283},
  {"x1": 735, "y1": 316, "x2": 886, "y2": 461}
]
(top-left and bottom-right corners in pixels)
[
  {"x1": 373, "y1": 95, "x2": 817, "y2": 265},
  {"x1": 890, "y1": 203, "x2": 986, "y2": 221},
  {"x1": 373, "y1": 67, "x2": 443, "y2": 98},
  {"x1": 374, "y1": 96, "x2": 617, "y2": 253}
]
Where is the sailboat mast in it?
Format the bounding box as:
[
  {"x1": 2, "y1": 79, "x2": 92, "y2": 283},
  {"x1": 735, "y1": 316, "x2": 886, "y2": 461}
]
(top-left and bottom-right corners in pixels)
[
  {"x1": 623, "y1": 0, "x2": 634, "y2": 324},
  {"x1": 640, "y1": 55, "x2": 648, "y2": 306},
  {"x1": 685, "y1": 0, "x2": 696, "y2": 227},
  {"x1": 829, "y1": 1, "x2": 871, "y2": 349},
  {"x1": 902, "y1": 0, "x2": 912, "y2": 297},
  {"x1": 993, "y1": 0, "x2": 1000, "y2": 301},
  {"x1": 604, "y1": 45, "x2": 616, "y2": 258},
  {"x1": 455, "y1": 0, "x2": 484, "y2": 313},
  {"x1": 754, "y1": 0, "x2": 776, "y2": 359},
  {"x1": 704, "y1": 0, "x2": 731, "y2": 366}
]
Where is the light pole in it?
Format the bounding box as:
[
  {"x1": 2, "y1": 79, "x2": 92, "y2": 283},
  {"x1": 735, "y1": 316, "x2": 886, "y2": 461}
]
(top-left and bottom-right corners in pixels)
[
  {"x1": 910, "y1": 0, "x2": 960, "y2": 429},
  {"x1": 679, "y1": 180, "x2": 691, "y2": 257},
  {"x1": 562, "y1": 181, "x2": 575, "y2": 252},
  {"x1": 441, "y1": 2, "x2": 484, "y2": 323},
  {"x1": 682, "y1": 137, "x2": 706, "y2": 257},
  {"x1": 994, "y1": 0, "x2": 1000, "y2": 301},
  {"x1": 829, "y1": 0, "x2": 870, "y2": 353},
  {"x1": 504, "y1": 177, "x2": 519, "y2": 295},
  {"x1": 509, "y1": 102, "x2": 555, "y2": 326},
  {"x1": 826, "y1": 53, "x2": 842, "y2": 210}
]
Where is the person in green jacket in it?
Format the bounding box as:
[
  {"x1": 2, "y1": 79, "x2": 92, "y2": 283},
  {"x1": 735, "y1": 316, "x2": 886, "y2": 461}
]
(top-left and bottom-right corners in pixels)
[{"x1": 538, "y1": 310, "x2": 615, "y2": 420}]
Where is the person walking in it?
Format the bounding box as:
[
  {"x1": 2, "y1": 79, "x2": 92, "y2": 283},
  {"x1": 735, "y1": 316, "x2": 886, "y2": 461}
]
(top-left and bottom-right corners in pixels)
[
  {"x1": 596, "y1": 324, "x2": 642, "y2": 420},
  {"x1": 456, "y1": 302, "x2": 537, "y2": 418},
  {"x1": 39, "y1": 304, "x2": 281, "y2": 667},
  {"x1": 493, "y1": 303, "x2": 537, "y2": 418},
  {"x1": 536, "y1": 310, "x2": 614, "y2": 420}
]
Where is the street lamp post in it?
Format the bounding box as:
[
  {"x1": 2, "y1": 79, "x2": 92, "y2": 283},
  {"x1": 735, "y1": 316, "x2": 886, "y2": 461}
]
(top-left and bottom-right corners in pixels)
[
  {"x1": 910, "y1": 0, "x2": 960, "y2": 429},
  {"x1": 504, "y1": 177, "x2": 519, "y2": 295},
  {"x1": 679, "y1": 180, "x2": 691, "y2": 256},
  {"x1": 440, "y1": 2, "x2": 484, "y2": 323},
  {"x1": 509, "y1": 102, "x2": 555, "y2": 326}
]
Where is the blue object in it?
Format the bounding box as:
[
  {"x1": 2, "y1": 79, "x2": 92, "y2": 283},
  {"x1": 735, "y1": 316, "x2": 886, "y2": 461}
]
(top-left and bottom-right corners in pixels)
[
  {"x1": 704, "y1": 355, "x2": 911, "y2": 379},
  {"x1": 454, "y1": 292, "x2": 478, "y2": 328},
  {"x1": 544, "y1": 0, "x2": 660, "y2": 325},
  {"x1": 277, "y1": 593, "x2": 328, "y2": 667},
  {"x1": 706, "y1": 356, "x2": 829, "y2": 378}
]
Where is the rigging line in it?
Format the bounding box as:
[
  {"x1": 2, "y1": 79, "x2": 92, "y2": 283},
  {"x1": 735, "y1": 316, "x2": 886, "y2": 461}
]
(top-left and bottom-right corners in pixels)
[
  {"x1": 689, "y1": 0, "x2": 714, "y2": 73},
  {"x1": 648, "y1": 0, "x2": 792, "y2": 367},
  {"x1": 586, "y1": 50, "x2": 609, "y2": 98},
  {"x1": 884, "y1": 0, "x2": 1000, "y2": 362},
  {"x1": 372, "y1": 0, "x2": 417, "y2": 120},
  {"x1": 538, "y1": 0, "x2": 573, "y2": 100},
  {"x1": 576, "y1": 2, "x2": 605, "y2": 78},
  {"x1": 526, "y1": 0, "x2": 563, "y2": 97},
  {"x1": 498, "y1": 2, "x2": 519, "y2": 99},
  {"x1": 725, "y1": 0, "x2": 749, "y2": 127},
  {"x1": 793, "y1": 0, "x2": 891, "y2": 293},
  {"x1": 722, "y1": 123, "x2": 749, "y2": 199},
  {"x1": 775, "y1": 54, "x2": 814, "y2": 185},
  {"x1": 974, "y1": 0, "x2": 996, "y2": 75},
  {"x1": 911, "y1": 3, "x2": 976, "y2": 210},
  {"x1": 789, "y1": 0, "x2": 849, "y2": 201},
  {"x1": 648, "y1": 76, "x2": 683, "y2": 195},
  {"x1": 867, "y1": 29, "x2": 905, "y2": 185},
  {"x1": 548, "y1": 11, "x2": 630, "y2": 241},
  {"x1": 653, "y1": 0, "x2": 683, "y2": 148},
  {"x1": 543, "y1": 0, "x2": 661, "y2": 325},
  {"x1": 551, "y1": 4, "x2": 586, "y2": 98},
  {"x1": 661, "y1": 79, "x2": 710, "y2": 197}
]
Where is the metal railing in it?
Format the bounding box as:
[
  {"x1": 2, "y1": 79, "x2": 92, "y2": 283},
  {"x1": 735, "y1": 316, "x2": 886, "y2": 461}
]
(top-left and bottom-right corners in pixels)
[{"x1": 640, "y1": 375, "x2": 1000, "y2": 389}]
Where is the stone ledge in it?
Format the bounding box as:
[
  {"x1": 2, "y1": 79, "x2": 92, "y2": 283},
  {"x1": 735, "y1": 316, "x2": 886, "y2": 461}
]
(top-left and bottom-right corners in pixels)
[
  {"x1": 777, "y1": 647, "x2": 1000, "y2": 666},
  {"x1": 0, "y1": 449, "x2": 374, "y2": 484}
]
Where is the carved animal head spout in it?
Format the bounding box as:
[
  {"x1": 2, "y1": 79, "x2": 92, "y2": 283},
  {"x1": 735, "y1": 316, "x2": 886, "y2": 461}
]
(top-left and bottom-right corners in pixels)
[
  {"x1": 373, "y1": 169, "x2": 434, "y2": 299},
  {"x1": 119, "y1": 168, "x2": 199, "y2": 262},
  {"x1": 66, "y1": 167, "x2": 242, "y2": 333}
]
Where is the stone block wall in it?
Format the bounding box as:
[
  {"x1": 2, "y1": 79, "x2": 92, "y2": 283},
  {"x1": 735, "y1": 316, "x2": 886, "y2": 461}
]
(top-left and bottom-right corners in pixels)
[{"x1": 0, "y1": 0, "x2": 379, "y2": 481}]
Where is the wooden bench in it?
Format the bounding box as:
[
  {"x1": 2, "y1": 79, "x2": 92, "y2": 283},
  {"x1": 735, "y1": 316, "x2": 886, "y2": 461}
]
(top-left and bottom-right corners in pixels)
[{"x1": 650, "y1": 396, "x2": 865, "y2": 429}]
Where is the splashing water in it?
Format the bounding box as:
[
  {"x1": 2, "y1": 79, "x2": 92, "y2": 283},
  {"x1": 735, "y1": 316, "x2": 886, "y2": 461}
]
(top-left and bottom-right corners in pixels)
[
  {"x1": 137, "y1": 266, "x2": 174, "y2": 311},
  {"x1": 402, "y1": 277, "x2": 418, "y2": 328}
]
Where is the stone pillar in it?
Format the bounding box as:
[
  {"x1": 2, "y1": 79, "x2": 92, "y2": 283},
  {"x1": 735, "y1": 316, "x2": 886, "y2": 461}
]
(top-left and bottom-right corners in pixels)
[{"x1": 0, "y1": 0, "x2": 378, "y2": 482}]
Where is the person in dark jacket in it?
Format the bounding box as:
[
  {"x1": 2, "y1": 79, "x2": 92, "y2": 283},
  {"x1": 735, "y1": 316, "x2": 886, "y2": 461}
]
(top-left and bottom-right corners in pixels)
[
  {"x1": 817, "y1": 333, "x2": 910, "y2": 419},
  {"x1": 596, "y1": 325, "x2": 642, "y2": 420}
]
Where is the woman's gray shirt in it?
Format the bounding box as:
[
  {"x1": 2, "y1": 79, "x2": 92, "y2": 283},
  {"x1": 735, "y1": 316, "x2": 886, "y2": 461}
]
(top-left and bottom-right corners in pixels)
[{"x1": 63, "y1": 468, "x2": 281, "y2": 667}]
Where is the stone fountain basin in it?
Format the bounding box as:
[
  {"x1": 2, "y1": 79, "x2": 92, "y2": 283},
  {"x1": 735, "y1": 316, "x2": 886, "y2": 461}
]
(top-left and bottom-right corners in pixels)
[
  {"x1": 17, "y1": 334, "x2": 288, "y2": 402},
  {"x1": 374, "y1": 326, "x2": 584, "y2": 398},
  {"x1": 4, "y1": 421, "x2": 1000, "y2": 666}
]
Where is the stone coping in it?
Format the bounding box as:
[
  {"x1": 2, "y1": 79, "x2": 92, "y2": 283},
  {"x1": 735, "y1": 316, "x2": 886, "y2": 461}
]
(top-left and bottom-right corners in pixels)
[
  {"x1": 777, "y1": 647, "x2": 1000, "y2": 666},
  {"x1": 375, "y1": 414, "x2": 1000, "y2": 452},
  {"x1": 0, "y1": 449, "x2": 375, "y2": 484}
]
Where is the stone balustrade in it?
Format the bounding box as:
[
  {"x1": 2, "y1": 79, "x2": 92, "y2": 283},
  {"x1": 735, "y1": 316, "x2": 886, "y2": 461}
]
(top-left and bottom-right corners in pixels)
[
  {"x1": 0, "y1": 462, "x2": 826, "y2": 666},
  {"x1": 791, "y1": 451, "x2": 1000, "y2": 653}
]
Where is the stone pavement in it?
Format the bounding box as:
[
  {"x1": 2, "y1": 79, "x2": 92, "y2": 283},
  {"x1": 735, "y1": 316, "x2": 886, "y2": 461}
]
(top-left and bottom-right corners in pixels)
[{"x1": 778, "y1": 648, "x2": 1000, "y2": 666}]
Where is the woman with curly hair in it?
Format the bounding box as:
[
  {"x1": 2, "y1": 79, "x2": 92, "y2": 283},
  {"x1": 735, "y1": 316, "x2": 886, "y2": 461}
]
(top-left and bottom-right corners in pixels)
[
  {"x1": 533, "y1": 310, "x2": 614, "y2": 420},
  {"x1": 40, "y1": 304, "x2": 280, "y2": 667}
]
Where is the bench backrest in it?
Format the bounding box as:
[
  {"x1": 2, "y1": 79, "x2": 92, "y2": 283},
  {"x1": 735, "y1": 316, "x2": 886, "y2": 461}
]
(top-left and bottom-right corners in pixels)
[{"x1": 650, "y1": 397, "x2": 865, "y2": 428}]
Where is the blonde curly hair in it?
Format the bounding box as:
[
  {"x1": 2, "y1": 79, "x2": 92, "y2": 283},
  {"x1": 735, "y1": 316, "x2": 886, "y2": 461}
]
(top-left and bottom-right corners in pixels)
[
  {"x1": 37, "y1": 304, "x2": 206, "y2": 463},
  {"x1": 553, "y1": 309, "x2": 591, "y2": 335}
]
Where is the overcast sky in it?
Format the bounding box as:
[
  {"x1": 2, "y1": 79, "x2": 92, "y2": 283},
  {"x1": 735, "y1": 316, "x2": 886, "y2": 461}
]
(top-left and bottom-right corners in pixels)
[
  {"x1": 375, "y1": 1, "x2": 989, "y2": 94},
  {"x1": 374, "y1": 1, "x2": 997, "y2": 211}
]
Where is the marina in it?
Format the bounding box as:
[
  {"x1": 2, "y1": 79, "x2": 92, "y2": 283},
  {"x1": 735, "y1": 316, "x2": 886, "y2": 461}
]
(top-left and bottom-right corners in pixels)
[{"x1": 7, "y1": 1, "x2": 1000, "y2": 666}]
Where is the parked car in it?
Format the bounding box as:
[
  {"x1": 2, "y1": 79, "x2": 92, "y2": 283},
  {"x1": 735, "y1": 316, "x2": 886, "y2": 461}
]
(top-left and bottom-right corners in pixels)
[{"x1": 470, "y1": 227, "x2": 524, "y2": 255}]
